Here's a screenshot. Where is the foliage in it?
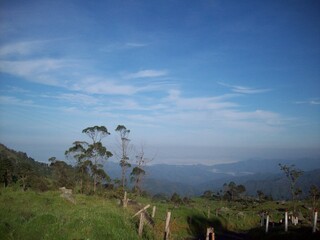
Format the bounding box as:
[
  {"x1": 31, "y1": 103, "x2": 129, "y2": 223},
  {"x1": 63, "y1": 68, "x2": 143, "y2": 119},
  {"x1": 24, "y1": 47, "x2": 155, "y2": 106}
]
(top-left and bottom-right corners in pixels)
[
  {"x1": 279, "y1": 164, "x2": 303, "y2": 211},
  {"x1": 309, "y1": 184, "x2": 320, "y2": 211},
  {"x1": 223, "y1": 182, "x2": 246, "y2": 201},
  {"x1": 0, "y1": 144, "x2": 51, "y2": 191},
  {"x1": 65, "y1": 126, "x2": 112, "y2": 194},
  {"x1": 115, "y1": 125, "x2": 131, "y2": 188},
  {"x1": 49, "y1": 157, "x2": 75, "y2": 189},
  {"x1": 130, "y1": 145, "x2": 152, "y2": 195}
]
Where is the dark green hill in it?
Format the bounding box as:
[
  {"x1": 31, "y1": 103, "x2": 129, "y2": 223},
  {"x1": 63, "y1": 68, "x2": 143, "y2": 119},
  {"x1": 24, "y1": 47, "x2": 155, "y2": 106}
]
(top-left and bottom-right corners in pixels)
[{"x1": 0, "y1": 143, "x2": 52, "y2": 190}]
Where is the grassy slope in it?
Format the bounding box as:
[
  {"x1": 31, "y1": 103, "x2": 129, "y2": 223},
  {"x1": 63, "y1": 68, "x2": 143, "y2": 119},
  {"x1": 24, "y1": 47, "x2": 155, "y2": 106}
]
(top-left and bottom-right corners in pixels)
[
  {"x1": 0, "y1": 189, "x2": 143, "y2": 240},
  {"x1": 1, "y1": 189, "x2": 319, "y2": 240}
]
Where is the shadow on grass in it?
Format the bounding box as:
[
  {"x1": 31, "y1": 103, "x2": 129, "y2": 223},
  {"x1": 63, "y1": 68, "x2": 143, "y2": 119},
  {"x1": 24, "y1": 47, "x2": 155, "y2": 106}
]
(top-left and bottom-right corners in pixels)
[
  {"x1": 246, "y1": 225, "x2": 320, "y2": 240},
  {"x1": 187, "y1": 214, "x2": 245, "y2": 240},
  {"x1": 187, "y1": 215, "x2": 320, "y2": 240}
]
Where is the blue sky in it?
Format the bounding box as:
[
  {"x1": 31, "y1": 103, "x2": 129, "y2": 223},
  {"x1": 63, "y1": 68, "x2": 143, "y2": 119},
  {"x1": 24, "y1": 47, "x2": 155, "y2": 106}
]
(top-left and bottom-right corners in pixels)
[{"x1": 0, "y1": 0, "x2": 319, "y2": 164}]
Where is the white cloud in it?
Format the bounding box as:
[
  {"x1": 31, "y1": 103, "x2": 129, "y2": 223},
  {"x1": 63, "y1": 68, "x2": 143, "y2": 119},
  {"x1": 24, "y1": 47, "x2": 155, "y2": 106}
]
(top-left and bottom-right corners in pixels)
[
  {"x1": 100, "y1": 42, "x2": 147, "y2": 52},
  {"x1": 49, "y1": 93, "x2": 99, "y2": 106},
  {"x1": 0, "y1": 96, "x2": 36, "y2": 107},
  {"x1": 165, "y1": 89, "x2": 238, "y2": 110},
  {"x1": 294, "y1": 99, "x2": 320, "y2": 105},
  {"x1": 124, "y1": 42, "x2": 148, "y2": 48},
  {"x1": 71, "y1": 78, "x2": 139, "y2": 95},
  {"x1": 0, "y1": 41, "x2": 41, "y2": 57},
  {"x1": 125, "y1": 69, "x2": 168, "y2": 79},
  {"x1": 0, "y1": 59, "x2": 75, "y2": 86},
  {"x1": 218, "y1": 82, "x2": 271, "y2": 94}
]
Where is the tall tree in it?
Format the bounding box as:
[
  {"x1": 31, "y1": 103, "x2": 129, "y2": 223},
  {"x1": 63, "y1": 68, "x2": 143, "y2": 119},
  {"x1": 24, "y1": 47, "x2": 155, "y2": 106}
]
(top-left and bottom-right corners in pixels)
[
  {"x1": 115, "y1": 125, "x2": 131, "y2": 188},
  {"x1": 66, "y1": 126, "x2": 113, "y2": 193},
  {"x1": 130, "y1": 145, "x2": 152, "y2": 195},
  {"x1": 65, "y1": 141, "x2": 90, "y2": 193},
  {"x1": 0, "y1": 156, "x2": 14, "y2": 187},
  {"x1": 222, "y1": 182, "x2": 246, "y2": 201},
  {"x1": 48, "y1": 157, "x2": 75, "y2": 188},
  {"x1": 279, "y1": 164, "x2": 303, "y2": 212},
  {"x1": 16, "y1": 162, "x2": 33, "y2": 191},
  {"x1": 309, "y1": 185, "x2": 320, "y2": 212}
]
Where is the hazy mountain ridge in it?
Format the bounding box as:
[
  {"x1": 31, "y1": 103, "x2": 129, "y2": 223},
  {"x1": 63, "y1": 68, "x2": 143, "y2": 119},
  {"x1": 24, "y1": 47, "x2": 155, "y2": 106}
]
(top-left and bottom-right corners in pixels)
[
  {"x1": 1, "y1": 143, "x2": 319, "y2": 199},
  {"x1": 105, "y1": 158, "x2": 320, "y2": 198}
]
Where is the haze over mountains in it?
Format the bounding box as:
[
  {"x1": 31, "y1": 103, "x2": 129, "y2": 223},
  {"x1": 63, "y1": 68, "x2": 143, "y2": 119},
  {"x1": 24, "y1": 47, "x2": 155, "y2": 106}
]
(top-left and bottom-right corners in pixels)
[
  {"x1": 1, "y1": 142, "x2": 319, "y2": 200},
  {"x1": 105, "y1": 158, "x2": 320, "y2": 199}
]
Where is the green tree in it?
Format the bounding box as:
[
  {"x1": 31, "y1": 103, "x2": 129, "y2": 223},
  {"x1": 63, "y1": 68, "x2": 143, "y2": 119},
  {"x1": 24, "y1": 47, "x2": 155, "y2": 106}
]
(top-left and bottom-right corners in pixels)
[
  {"x1": 49, "y1": 157, "x2": 75, "y2": 188},
  {"x1": 130, "y1": 145, "x2": 152, "y2": 195},
  {"x1": 202, "y1": 190, "x2": 213, "y2": 199},
  {"x1": 66, "y1": 126, "x2": 113, "y2": 194},
  {"x1": 236, "y1": 184, "x2": 246, "y2": 198},
  {"x1": 257, "y1": 190, "x2": 265, "y2": 201},
  {"x1": 309, "y1": 184, "x2": 320, "y2": 212},
  {"x1": 223, "y1": 182, "x2": 246, "y2": 201},
  {"x1": 130, "y1": 166, "x2": 145, "y2": 193},
  {"x1": 16, "y1": 162, "x2": 33, "y2": 191},
  {"x1": 115, "y1": 125, "x2": 131, "y2": 188},
  {"x1": 65, "y1": 141, "x2": 90, "y2": 193},
  {"x1": 279, "y1": 164, "x2": 303, "y2": 211},
  {"x1": 0, "y1": 156, "x2": 14, "y2": 187},
  {"x1": 171, "y1": 192, "x2": 182, "y2": 205}
]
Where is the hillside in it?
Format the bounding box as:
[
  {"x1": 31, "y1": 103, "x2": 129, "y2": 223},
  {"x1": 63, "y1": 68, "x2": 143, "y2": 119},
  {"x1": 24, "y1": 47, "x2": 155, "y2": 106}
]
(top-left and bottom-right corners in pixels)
[
  {"x1": 1, "y1": 143, "x2": 319, "y2": 199},
  {"x1": 105, "y1": 159, "x2": 320, "y2": 199},
  {"x1": 0, "y1": 189, "x2": 143, "y2": 240},
  {"x1": 1, "y1": 189, "x2": 320, "y2": 240},
  {"x1": 1, "y1": 144, "x2": 320, "y2": 239},
  {"x1": 0, "y1": 143, "x2": 52, "y2": 190}
]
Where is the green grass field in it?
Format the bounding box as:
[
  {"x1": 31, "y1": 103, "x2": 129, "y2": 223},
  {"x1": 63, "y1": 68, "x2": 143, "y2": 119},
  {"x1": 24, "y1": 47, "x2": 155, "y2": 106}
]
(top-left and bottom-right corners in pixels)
[
  {"x1": 0, "y1": 189, "x2": 143, "y2": 240},
  {"x1": 1, "y1": 189, "x2": 319, "y2": 240}
]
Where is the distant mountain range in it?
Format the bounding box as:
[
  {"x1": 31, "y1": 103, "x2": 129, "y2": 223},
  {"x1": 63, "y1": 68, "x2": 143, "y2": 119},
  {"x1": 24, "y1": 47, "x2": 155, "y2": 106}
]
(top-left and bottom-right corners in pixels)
[
  {"x1": 105, "y1": 158, "x2": 320, "y2": 199},
  {"x1": 1, "y1": 143, "x2": 319, "y2": 200}
]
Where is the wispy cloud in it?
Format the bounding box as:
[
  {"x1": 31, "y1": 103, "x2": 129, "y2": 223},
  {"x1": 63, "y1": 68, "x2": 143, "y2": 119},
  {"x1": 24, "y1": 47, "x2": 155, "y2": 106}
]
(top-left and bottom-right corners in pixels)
[
  {"x1": 0, "y1": 59, "x2": 165, "y2": 96},
  {"x1": 165, "y1": 89, "x2": 238, "y2": 110},
  {"x1": 294, "y1": 99, "x2": 320, "y2": 105},
  {"x1": 218, "y1": 82, "x2": 271, "y2": 94},
  {"x1": 125, "y1": 69, "x2": 168, "y2": 79},
  {"x1": 71, "y1": 78, "x2": 139, "y2": 95},
  {"x1": 0, "y1": 59, "x2": 76, "y2": 86},
  {"x1": 0, "y1": 41, "x2": 42, "y2": 57},
  {"x1": 44, "y1": 93, "x2": 99, "y2": 106},
  {"x1": 100, "y1": 42, "x2": 148, "y2": 52},
  {"x1": 0, "y1": 39, "x2": 68, "y2": 57},
  {"x1": 124, "y1": 42, "x2": 148, "y2": 48},
  {"x1": 0, "y1": 96, "x2": 36, "y2": 107}
]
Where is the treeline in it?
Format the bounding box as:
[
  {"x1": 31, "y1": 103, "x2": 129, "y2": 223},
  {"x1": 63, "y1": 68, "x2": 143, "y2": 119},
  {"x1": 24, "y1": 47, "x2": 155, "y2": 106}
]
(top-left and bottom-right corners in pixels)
[
  {"x1": 0, "y1": 125, "x2": 150, "y2": 197},
  {"x1": 0, "y1": 143, "x2": 51, "y2": 191}
]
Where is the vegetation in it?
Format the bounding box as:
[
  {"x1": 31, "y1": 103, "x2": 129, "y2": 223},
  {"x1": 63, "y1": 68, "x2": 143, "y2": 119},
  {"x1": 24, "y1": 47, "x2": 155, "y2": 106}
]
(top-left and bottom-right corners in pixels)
[
  {"x1": 279, "y1": 164, "x2": 304, "y2": 211},
  {"x1": 0, "y1": 189, "x2": 142, "y2": 240},
  {"x1": 1, "y1": 187, "x2": 319, "y2": 240},
  {"x1": 131, "y1": 145, "x2": 152, "y2": 195},
  {"x1": 1, "y1": 140, "x2": 320, "y2": 239},
  {"x1": 65, "y1": 126, "x2": 113, "y2": 194},
  {"x1": 115, "y1": 125, "x2": 131, "y2": 188}
]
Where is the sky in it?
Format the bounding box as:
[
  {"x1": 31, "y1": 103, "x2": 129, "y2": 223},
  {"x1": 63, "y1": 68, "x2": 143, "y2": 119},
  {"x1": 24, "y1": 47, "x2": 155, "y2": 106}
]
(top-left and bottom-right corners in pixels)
[{"x1": 0, "y1": 0, "x2": 319, "y2": 165}]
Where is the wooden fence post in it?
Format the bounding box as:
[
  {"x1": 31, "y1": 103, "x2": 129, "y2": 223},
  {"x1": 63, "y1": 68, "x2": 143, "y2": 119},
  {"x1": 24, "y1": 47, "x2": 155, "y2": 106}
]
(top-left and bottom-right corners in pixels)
[
  {"x1": 164, "y1": 211, "x2": 171, "y2": 240},
  {"x1": 285, "y1": 211, "x2": 288, "y2": 232},
  {"x1": 138, "y1": 213, "x2": 144, "y2": 237},
  {"x1": 123, "y1": 191, "x2": 128, "y2": 208},
  {"x1": 260, "y1": 212, "x2": 264, "y2": 227},
  {"x1": 152, "y1": 206, "x2": 156, "y2": 218},
  {"x1": 206, "y1": 227, "x2": 215, "y2": 240},
  {"x1": 313, "y1": 210, "x2": 318, "y2": 233},
  {"x1": 265, "y1": 215, "x2": 269, "y2": 233},
  {"x1": 132, "y1": 204, "x2": 150, "y2": 218}
]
